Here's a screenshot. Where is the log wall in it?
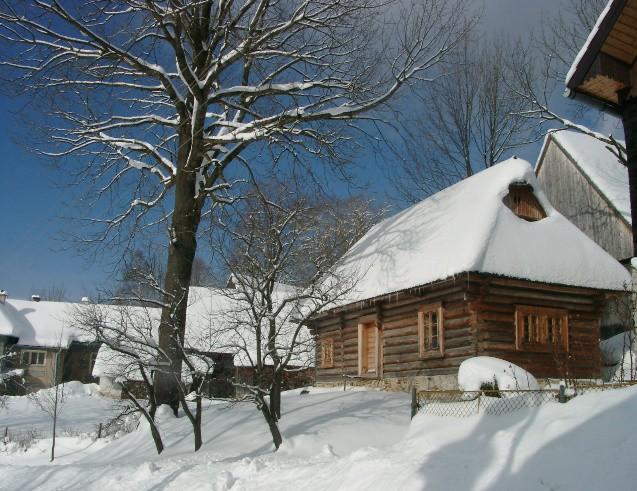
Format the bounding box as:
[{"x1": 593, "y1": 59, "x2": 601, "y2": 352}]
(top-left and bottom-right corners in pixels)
[{"x1": 313, "y1": 274, "x2": 608, "y2": 385}]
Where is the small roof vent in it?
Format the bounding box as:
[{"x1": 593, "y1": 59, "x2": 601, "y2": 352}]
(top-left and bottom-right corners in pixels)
[
  {"x1": 31, "y1": 294, "x2": 41, "y2": 302},
  {"x1": 0, "y1": 290, "x2": 7, "y2": 304},
  {"x1": 503, "y1": 184, "x2": 547, "y2": 222}
]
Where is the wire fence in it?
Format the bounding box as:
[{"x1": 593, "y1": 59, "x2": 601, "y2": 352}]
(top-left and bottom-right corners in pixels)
[{"x1": 412, "y1": 382, "x2": 637, "y2": 419}]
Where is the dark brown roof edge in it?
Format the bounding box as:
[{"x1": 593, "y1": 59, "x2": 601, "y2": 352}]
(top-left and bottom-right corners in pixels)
[{"x1": 566, "y1": 0, "x2": 628, "y2": 90}]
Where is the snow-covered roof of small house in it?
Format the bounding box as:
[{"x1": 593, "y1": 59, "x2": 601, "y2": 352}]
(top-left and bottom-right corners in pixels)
[
  {"x1": 92, "y1": 285, "x2": 313, "y2": 381},
  {"x1": 0, "y1": 298, "x2": 95, "y2": 348},
  {"x1": 328, "y1": 157, "x2": 630, "y2": 307},
  {"x1": 185, "y1": 286, "x2": 312, "y2": 368},
  {"x1": 538, "y1": 130, "x2": 629, "y2": 225}
]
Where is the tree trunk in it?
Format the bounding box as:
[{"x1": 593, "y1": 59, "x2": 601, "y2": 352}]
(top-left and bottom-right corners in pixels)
[
  {"x1": 622, "y1": 97, "x2": 637, "y2": 258},
  {"x1": 123, "y1": 386, "x2": 164, "y2": 454},
  {"x1": 155, "y1": 135, "x2": 204, "y2": 412},
  {"x1": 177, "y1": 378, "x2": 203, "y2": 451},
  {"x1": 271, "y1": 369, "x2": 281, "y2": 421},
  {"x1": 259, "y1": 397, "x2": 283, "y2": 450}
]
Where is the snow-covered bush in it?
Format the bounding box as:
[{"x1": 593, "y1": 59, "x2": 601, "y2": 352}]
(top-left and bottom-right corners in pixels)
[{"x1": 458, "y1": 356, "x2": 539, "y2": 392}]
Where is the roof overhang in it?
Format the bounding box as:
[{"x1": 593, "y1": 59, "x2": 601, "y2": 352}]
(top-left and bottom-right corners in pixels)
[{"x1": 566, "y1": 0, "x2": 637, "y2": 110}]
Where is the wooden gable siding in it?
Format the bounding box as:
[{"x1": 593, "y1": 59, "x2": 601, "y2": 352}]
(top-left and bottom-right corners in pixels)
[
  {"x1": 473, "y1": 277, "x2": 604, "y2": 379},
  {"x1": 536, "y1": 138, "x2": 632, "y2": 260}
]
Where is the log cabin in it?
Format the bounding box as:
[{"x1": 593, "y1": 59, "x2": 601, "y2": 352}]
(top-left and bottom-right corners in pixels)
[{"x1": 311, "y1": 158, "x2": 632, "y2": 391}]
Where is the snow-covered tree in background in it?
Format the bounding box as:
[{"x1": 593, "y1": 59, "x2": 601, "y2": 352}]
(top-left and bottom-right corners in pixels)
[{"x1": 0, "y1": 0, "x2": 471, "y2": 411}]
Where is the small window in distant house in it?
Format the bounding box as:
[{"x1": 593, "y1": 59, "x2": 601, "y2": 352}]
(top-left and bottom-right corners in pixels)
[
  {"x1": 21, "y1": 350, "x2": 46, "y2": 366},
  {"x1": 320, "y1": 338, "x2": 334, "y2": 368},
  {"x1": 503, "y1": 184, "x2": 547, "y2": 221},
  {"x1": 419, "y1": 303, "x2": 444, "y2": 357},
  {"x1": 516, "y1": 306, "x2": 568, "y2": 352}
]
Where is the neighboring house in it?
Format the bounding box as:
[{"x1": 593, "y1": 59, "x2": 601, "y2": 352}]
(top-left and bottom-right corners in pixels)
[
  {"x1": 0, "y1": 295, "x2": 99, "y2": 391},
  {"x1": 536, "y1": 130, "x2": 631, "y2": 261},
  {"x1": 536, "y1": 130, "x2": 633, "y2": 338},
  {"x1": 310, "y1": 158, "x2": 631, "y2": 391},
  {"x1": 92, "y1": 285, "x2": 314, "y2": 399}
]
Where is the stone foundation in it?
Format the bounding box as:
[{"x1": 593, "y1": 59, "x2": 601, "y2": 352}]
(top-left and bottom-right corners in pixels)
[{"x1": 316, "y1": 374, "x2": 459, "y2": 393}]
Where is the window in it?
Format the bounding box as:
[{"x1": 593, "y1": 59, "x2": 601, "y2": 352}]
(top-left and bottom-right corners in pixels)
[
  {"x1": 358, "y1": 321, "x2": 380, "y2": 376},
  {"x1": 419, "y1": 303, "x2": 444, "y2": 357},
  {"x1": 503, "y1": 184, "x2": 546, "y2": 221},
  {"x1": 516, "y1": 306, "x2": 568, "y2": 352},
  {"x1": 21, "y1": 350, "x2": 46, "y2": 366},
  {"x1": 320, "y1": 338, "x2": 334, "y2": 368}
]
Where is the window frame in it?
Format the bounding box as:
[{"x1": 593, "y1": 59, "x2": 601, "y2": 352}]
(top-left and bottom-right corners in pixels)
[
  {"x1": 320, "y1": 337, "x2": 335, "y2": 369},
  {"x1": 418, "y1": 302, "x2": 444, "y2": 358},
  {"x1": 20, "y1": 350, "x2": 46, "y2": 366},
  {"x1": 515, "y1": 305, "x2": 569, "y2": 352}
]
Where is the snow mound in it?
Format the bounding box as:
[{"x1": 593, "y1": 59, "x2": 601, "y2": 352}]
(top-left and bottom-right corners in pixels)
[
  {"x1": 32, "y1": 381, "x2": 101, "y2": 399},
  {"x1": 601, "y1": 331, "x2": 637, "y2": 381},
  {"x1": 458, "y1": 356, "x2": 539, "y2": 391}
]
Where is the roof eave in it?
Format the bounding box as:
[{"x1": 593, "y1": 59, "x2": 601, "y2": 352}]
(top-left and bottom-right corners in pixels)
[{"x1": 566, "y1": 0, "x2": 629, "y2": 90}]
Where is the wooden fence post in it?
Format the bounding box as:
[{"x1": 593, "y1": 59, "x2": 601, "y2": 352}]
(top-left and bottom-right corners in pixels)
[
  {"x1": 97, "y1": 423, "x2": 102, "y2": 439},
  {"x1": 4, "y1": 426, "x2": 7, "y2": 443},
  {"x1": 410, "y1": 387, "x2": 418, "y2": 419}
]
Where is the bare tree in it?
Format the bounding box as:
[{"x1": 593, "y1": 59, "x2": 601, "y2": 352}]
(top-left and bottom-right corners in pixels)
[
  {"x1": 42, "y1": 285, "x2": 67, "y2": 302},
  {"x1": 0, "y1": 0, "x2": 471, "y2": 410},
  {"x1": 27, "y1": 334, "x2": 65, "y2": 461},
  {"x1": 506, "y1": 0, "x2": 626, "y2": 163},
  {"x1": 76, "y1": 287, "x2": 218, "y2": 452},
  {"x1": 208, "y1": 179, "x2": 372, "y2": 449},
  {"x1": 539, "y1": 0, "x2": 607, "y2": 84},
  {"x1": 389, "y1": 35, "x2": 533, "y2": 203}
]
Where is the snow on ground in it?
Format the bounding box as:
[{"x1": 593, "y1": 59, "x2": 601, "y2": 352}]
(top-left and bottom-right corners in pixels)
[
  {"x1": 1, "y1": 382, "x2": 120, "y2": 440},
  {"x1": 1, "y1": 384, "x2": 637, "y2": 490}
]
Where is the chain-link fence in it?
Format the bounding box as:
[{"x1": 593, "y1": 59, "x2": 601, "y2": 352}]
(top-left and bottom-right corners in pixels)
[{"x1": 412, "y1": 382, "x2": 637, "y2": 418}]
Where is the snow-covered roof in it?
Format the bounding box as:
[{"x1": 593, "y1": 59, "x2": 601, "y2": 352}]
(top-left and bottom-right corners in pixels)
[
  {"x1": 329, "y1": 157, "x2": 630, "y2": 307},
  {"x1": 185, "y1": 286, "x2": 313, "y2": 368},
  {"x1": 0, "y1": 298, "x2": 95, "y2": 348},
  {"x1": 540, "y1": 130, "x2": 629, "y2": 225},
  {"x1": 91, "y1": 285, "x2": 313, "y2": 381}
]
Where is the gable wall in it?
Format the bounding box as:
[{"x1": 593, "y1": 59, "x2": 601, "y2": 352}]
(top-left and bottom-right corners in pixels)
[{"x1": 536, "y1": 138, "x2": 632, "y2": 260}]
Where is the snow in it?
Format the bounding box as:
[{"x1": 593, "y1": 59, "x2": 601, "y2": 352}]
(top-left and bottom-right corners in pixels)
[
  {"x1": 2, "y1": 383, "x2": 637, "y2": 490},
  {"x1": 330, "y1": 158, "x2": 630, "y2": 308},
  {"x1": 458, "y1": 356, "x2": 540, "y2": 391},
  {"x1": 0, "y1": 382, "x2": 119, "y2": 442},
  {"x1": 600, "y1": 331, "x2": 637, "y2": 381},
  {"x1": 565, "y1": 0, "x2": 613, "y2": 87},
  {"x1": 549, "y1": 129, "x2": 630, "y2": 224},
  {"x1": 0, "y1": 298, "x2": 94, "y2": 348}
]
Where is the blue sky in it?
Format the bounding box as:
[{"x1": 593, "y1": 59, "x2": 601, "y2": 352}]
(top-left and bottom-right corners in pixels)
[{"x1": 0, "y1": 0, "x2": 622, "y2": 301}]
